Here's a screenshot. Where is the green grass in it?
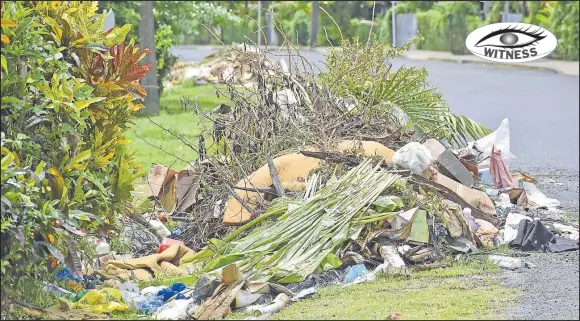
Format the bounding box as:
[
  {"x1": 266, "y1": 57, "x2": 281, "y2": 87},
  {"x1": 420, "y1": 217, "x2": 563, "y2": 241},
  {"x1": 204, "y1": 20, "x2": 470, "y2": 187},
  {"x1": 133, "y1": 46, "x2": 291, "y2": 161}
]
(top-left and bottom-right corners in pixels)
[
  {"x1": 228, "y1": 257, "x2": 517, "y2": 320},
  {"x1": 126, "y1": 83, "x2": 227, "y2": 169},
  {"x1": 271, "y1": 276, "x2": 516, "y2": 320}
]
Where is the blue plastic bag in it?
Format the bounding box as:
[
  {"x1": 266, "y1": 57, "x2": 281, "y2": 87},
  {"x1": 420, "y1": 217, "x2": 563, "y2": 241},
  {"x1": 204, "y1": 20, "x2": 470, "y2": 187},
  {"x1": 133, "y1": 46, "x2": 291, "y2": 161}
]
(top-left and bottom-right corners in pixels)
[
  {"x1": 137, "y1": 299, "x2": 164, "y2": 314},
  {"x1": 156, "y1": 289, "x2": 186, "y2": 302},
  {"x1": 343, "y1": 264, "x2": 368, "y2": 284},
  {"x1": 169, "y1": 282, "x2": 186, "y2": 292}
]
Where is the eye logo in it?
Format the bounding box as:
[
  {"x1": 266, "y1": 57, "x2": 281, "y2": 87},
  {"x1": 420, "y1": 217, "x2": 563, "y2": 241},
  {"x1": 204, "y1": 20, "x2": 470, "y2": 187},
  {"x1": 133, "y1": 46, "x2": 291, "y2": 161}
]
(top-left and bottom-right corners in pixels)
[{"x1": 466, "y1": 23, "x2": 557, "y2": 63}]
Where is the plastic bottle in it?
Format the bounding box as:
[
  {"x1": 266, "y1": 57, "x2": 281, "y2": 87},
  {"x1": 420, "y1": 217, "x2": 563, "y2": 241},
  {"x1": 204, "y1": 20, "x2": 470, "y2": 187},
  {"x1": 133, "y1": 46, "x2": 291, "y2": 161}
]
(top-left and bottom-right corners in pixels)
[
  {"x1": 149, "y1": 219, "x2": 171, "y2": 238},
  {"x1": 95, "y1": 240, "x2": 110, "y2": 256},
  {"x1": 462, "y1": 208, "x2": 479, "y2": 232}
]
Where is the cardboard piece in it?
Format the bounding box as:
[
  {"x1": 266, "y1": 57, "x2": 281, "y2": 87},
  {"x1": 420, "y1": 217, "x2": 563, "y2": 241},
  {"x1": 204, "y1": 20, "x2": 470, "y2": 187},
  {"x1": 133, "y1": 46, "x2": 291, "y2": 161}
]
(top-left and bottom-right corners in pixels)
[
  {"x1": 431, "y1": 169, "x2": 495, "y2": 215},
  {"x1": 146, "y1": 164, "x2": 201, "y2": 215},
  {"x1": 506, "y1": 188, "x2": 529, "y2": 207},
  {"x1": 423, "y1": 139, "x2": 474, "y2": 187}
]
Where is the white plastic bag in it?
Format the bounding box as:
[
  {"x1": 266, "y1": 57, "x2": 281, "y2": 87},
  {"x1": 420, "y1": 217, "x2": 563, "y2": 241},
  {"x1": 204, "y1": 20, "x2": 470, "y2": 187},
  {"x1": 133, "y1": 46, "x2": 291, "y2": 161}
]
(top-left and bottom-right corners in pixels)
[
  {"x1": 522, "y1": 181, "x2": 560, "y2": 209},
  {"x1": 392, "y1": 142, "x2": 433, "y2": 175},
  {"x1": 467, "y1": 118, "x2": 515, "y2": 168},
  {"x1": 502, "y1": 213, "x2": 532, "y2": 244},
  {"x1": 154, "y1": 299, "x2": 193, "y2": 320}
]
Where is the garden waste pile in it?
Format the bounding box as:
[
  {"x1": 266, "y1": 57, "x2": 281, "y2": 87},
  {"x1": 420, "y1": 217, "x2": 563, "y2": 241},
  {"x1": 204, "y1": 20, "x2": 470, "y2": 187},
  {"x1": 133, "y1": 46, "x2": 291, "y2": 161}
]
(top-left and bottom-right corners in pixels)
[{"x1": 39, "y1": 43, "x2": 578, "y2": 320}]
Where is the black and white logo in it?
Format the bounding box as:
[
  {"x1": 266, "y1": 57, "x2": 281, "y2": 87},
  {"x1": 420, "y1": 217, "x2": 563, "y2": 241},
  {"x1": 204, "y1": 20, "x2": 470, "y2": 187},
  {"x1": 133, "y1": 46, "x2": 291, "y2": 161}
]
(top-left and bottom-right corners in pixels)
[{"x1": 465, "y1": 23, "x2": 557, "y2": 63}]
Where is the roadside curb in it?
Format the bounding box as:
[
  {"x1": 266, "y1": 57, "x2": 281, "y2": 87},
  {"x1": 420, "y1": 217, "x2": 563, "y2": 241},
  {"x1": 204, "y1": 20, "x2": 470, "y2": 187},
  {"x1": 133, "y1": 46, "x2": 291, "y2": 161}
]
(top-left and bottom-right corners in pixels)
[
  {"x1": 403, "y1": 55, "x2": 578, "y2": 76},
  {"x1": 423, "y1": 57, "x2": 561, "y2": 74}
]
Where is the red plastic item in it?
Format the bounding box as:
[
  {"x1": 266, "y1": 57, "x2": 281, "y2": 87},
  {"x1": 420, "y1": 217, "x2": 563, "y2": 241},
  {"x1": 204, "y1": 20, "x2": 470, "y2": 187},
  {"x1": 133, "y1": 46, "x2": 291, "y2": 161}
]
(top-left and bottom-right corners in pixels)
[{"x1": 157, "y1": 237, "x2": 184, "y2": 253}]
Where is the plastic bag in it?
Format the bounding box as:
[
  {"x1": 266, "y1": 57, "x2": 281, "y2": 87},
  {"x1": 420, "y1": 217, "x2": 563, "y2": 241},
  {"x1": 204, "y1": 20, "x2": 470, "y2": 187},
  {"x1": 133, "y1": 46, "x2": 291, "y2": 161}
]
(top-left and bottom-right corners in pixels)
[
  {"x1": 502, "y1": 213, "x2": 532, "y2": 244},
  {"x1": 392, "y1": 142, "x2": 433, "y2": 175},
  {"x1": 343, "y1": 264, "x2": 368, "y2": 284},
  {"x1": 74, "y1": 288, "x2": 129, "y2": 314},
  {"x1": 469, "y1": 118, "x2": 515, "y2": 168},
  {"x1": 153, "y1": 299, "x2": 193, "y2": 320}
]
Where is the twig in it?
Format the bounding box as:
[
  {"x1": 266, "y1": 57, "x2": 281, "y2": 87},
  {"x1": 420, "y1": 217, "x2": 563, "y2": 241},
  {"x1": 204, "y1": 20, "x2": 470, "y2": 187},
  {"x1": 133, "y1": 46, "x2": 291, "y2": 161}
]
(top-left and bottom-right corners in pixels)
[
  {"x1": 226, "y1": 184, "x2": 257, "y2": 218},
  {"x1": 267, "y1": 155, "x2": 286, "y2": 197},
  {"x1": 233, "y1": 185, "x2": 280, "y2": 195}
]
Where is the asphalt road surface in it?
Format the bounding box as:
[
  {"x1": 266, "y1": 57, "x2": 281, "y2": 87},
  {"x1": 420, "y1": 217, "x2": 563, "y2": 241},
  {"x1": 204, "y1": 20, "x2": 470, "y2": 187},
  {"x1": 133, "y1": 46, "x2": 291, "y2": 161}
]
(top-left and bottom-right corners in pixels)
[{"x1": 171, "y1": 46, "x2": 580, "y2": 319}]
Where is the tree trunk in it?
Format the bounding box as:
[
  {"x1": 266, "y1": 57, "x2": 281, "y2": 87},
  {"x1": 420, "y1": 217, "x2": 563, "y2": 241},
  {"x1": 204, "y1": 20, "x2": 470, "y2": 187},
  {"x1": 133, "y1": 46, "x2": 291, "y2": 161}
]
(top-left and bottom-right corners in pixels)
[
  {"x1": 138, "y1": 1, "x2": 160, "y2": 115},
  {"x1": 311, "y1": 1, "x2": 319, "y2": 47}
]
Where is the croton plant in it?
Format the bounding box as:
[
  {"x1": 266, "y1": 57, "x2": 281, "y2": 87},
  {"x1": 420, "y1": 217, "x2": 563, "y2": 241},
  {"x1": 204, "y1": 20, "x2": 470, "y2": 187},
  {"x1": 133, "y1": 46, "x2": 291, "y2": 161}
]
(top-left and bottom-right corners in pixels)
[{"x1": 1, "y1": 1, "x2": 149, "y2": 289}]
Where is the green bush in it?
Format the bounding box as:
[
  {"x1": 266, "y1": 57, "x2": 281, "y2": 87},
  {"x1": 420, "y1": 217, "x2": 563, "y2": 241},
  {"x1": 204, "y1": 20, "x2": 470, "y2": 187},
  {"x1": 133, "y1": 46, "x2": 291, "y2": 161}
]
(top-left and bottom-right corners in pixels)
[
  {"x1": 1, "y1": 1, "x2": 147, "y2": 301},
  {"x1": 526, "y1": 1, "x2": 579, "y2": 61},
  {"x1": 416, "y1": 10, "x2": 448, "y2": 51}
]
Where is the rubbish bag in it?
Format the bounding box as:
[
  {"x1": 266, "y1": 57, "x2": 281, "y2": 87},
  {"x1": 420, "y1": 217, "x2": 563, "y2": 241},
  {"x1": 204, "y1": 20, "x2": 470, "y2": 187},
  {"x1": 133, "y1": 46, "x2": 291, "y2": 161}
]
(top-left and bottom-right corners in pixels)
[
  {"x1": 392, "y1": 142, "x2": 433, "y2": 175},
  {"x1": 74, "y1": 288, "x2": 129, "y2": 314}
]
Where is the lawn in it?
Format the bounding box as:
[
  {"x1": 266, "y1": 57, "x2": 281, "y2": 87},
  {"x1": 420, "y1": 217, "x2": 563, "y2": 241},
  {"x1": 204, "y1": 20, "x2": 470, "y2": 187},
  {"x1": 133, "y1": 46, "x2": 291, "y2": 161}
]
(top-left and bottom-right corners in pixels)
[
  {"x1": 126, "y1": 82, "x2": 227, "y2": 170},
  {"x1": 225, "y1": 257, "x2": 517, "y2": 320}
]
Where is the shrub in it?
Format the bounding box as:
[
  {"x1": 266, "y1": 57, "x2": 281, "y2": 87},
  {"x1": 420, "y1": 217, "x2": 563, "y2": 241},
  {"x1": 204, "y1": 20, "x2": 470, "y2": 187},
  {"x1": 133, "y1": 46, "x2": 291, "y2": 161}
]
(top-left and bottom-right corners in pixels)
[
  {"x1": 525, "y1": 1, "x2": 579, "y2": 61},
  {"x1": 1, "y1": 1, "x2": 147, "y2": 301},
  {"x1": 416, "y1": 10, "x2": 448, "y2": 51}
]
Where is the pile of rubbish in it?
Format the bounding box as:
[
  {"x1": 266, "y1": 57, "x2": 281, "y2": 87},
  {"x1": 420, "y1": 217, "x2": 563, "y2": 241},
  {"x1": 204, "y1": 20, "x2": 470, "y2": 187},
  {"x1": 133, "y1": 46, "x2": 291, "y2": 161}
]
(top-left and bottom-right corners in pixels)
[
  {"x1": 37, "y1": 44, "x2": 579, "y2": 320},
  {"x1": 164, "y1": 43, "x2": 288, "y2": 88}
]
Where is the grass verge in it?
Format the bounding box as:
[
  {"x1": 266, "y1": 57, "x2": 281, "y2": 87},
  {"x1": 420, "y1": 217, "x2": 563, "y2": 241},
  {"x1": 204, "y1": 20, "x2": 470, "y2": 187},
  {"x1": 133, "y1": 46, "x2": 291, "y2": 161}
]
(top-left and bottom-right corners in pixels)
[
  {"x1": 126, "y1": 83, "x2": 226, "y2": 169},
  {"x1": 229, "y1": 256, "x2": 518, "y2": 320}
]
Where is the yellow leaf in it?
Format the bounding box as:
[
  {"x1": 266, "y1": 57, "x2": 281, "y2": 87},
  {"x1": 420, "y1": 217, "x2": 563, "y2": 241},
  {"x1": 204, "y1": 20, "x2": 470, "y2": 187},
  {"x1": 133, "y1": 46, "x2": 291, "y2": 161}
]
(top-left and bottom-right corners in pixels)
[
  {"x1": 116, "y1": 140, "x2": 132, "y2": 145},
  {"x1": 47, "y1": 167, "x2": 64, "y2": 199},
  {"x1": 73, "y1": 97, "x2": 106, "y2": 111},
  {"x1": 1, "y1": 19, "x2": 18, "y2": 28},
  {"x1": 129, "y1": 103, "x2": 145, "y2": 112},
  {"x1": 64, "y1": 150, "x2": 91, "y2": 172},
  {"x1": 43, "y1": 17, "x2": 63, "y2": 43},
  {"x1": 99, "y1": 152, "x2": 115, "y2": 165},
  {"x1": 0, "y1": 34, "x2": 9, "y2": 44}
]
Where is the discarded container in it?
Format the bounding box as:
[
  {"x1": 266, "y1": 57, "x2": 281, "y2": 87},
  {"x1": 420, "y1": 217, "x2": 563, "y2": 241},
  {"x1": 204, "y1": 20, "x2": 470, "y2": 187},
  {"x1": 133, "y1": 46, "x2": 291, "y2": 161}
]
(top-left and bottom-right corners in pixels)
[
  {"x1": 343, "y1": 264, "x2": 368, "y2": 284},
  {"x1": 462, "y1": 208, "x2": 479, "y2": 232},
  {"x1": 150, "y1": 219, "x2": 171, "y2": 238},
  {"x1": 252, "y1": 293, "x2": 291, "y2": 317},
  {"x1": 488, "y1": 255, "x2": 523, "y2": 270},
  {"x1": 158, "y1": 237, "x2": 185, "y2": 253},
  {"x1": 95, "y1": 240, "x2": 110, "y2": 256}
]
